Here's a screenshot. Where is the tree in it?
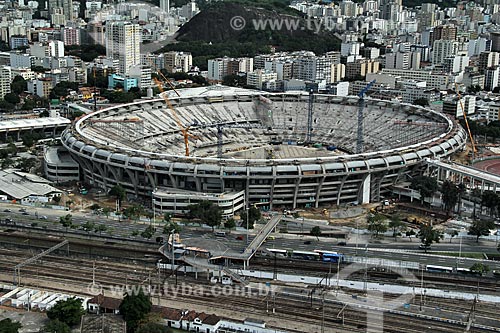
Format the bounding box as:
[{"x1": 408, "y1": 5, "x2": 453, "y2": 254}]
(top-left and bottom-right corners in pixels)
[
  {"x1": 310, "y1": 226, "x2": 322, "y2": 240},
  {"x1": 367, "y1": 213, "x2": 387, "y2": 238},
  {"x1": 471, "y1": 188, "x2": 482, "y2": 218},
  {"x1": 80, "y1": 221, "x2": 95, "y2": 233},
  {"x1": 187, "y1": 201, "x2": 222, "y2": 231},
  {"x1": 119, "y1": 290, "x2": 152, "y2": 332},
  {"x1": 141, "y1": 225, "x2": 155, "y2": 239},
  {"x1": 410, "y1": 176, "x2": 438, "y2": 205},
  {"x1": 4, "y1": 92, "x2": 20, "y2": 105},
  {"x1": 224, "y1": 218, "x2": 236, "y2": 229},
  {"x1": 162, "y1": 220, "x2": 180, "y2": 237},
  {"x1": 39, "y1": 319, "x2": 71, "y2": 333},
  {"x1": 46, "y1": 297, "x2": 85, "y2": 326},
  {"x1": 388, "y1": 215, "x2": 404, "y2": 239},
  {"x1": 59, "y1": 214, "x2": 73, "y2": 231},
  {"x1": 449, "y1": 229, "x2": 459, "y2": 243},
  {"x1": 417, "y1": 224, "x2": 443, "y2": 252},
  {"x1": 94, "y1": 224, "x2": 108, "y2": 235},
  {"x1": 441, "y1": 180, "x2": 458, "y2": 216},
  {"x1": 109, "y1": 185, "x2": 126, "y2": 204},
  {"x1": 405, "y1": 229, "x2": 416, "y2": 242},
  {"x1": 456, "y1": 183, "x2": 466, "y2": 215},
  {"x1": 0, "y1": 318, "x2": 22, "y2": 333},
  {"x1": 240, "y1": 206, "x2": 261, "y2": 229},
  {"x1": 470, "y1": 263, "x2": 490, "y2": 275},
  {"x1": 469, "y1": 219, "x2": 495, "y2": 243},
  {"x1": 11, "y1": 75, "x2": 27, "y2": 94},
  {"x1": 481, "y1": 191, "x2": 499, "y2": 217},
  {"x1": 413, "y1": 98, "x2": 429, "y2": 107},
  {"x1": 102, "y1": 207, "x2": 112, "y2": 218}
]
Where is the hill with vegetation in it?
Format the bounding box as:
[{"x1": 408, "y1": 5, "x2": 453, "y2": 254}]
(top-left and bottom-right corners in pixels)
[{"x1": 159, "y1": 0, "x2": 341, "y2": 69}]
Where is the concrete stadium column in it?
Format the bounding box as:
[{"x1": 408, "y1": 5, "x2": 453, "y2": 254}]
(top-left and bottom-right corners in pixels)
[
  {"x1": 124, "y1": 168, "x2": 139, "y2": 195},
  {"x1": 361, "y1": 174, "x2": 371, "y2": 204},
  {"x1": 270, "y1": 166, "x2": 277, "y2": 210},
  {"x1": 93, "y1": 162, "x2": 108, "y2": 189},
  {"x1": 336, "y1": 175, "x2": 349, "y2": 205},
  {"x1": 315, "y1": 165, "x2": 326, "y2": 208}
]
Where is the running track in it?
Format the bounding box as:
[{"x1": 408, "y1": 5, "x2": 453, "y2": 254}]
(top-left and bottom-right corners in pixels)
[{"x1": 473, "y1": 159, "x2": 500, "y2": 176}]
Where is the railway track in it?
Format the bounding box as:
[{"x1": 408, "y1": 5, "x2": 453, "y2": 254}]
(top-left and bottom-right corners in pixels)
[
  {"x1": 251, "y1": 257, "x2": 500, "y2": 294},
  {"x1": 0, "y1": 251, "x2": 498, "y2": 332}
]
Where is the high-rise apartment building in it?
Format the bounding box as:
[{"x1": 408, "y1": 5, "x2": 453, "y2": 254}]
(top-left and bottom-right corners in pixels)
[
  {"x1": 106, "y1": 22, "x2": 141, "y2": 76},
  {"x1": 432, "y1": 40, "x2": 458, "y2": 65},
  {"x1": 164, "y1": 52, "x2": 192, "y2": 73},
  {"x1": 479, "y1": 52, "x2": 500, "y2": 73},
  {"x1": 48, "y1": 0, "x2": 73, "y2": 21},
  {"x1": 160, "y1": 0, "x2": 170, "y2": 14},
  {"x1": 430, "y1": 24, "x2": 457, "y2": 45},
  {"x1": 0, "y1": 66, "x2": 12, "y2": 99},
  {"x1": 63, "y1": 27, "x2": 80, "y2": 46}
]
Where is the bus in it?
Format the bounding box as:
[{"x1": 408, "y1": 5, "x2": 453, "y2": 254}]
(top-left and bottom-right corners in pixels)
[
  {"x1": 314, "y1": 250, "x2": 344, "y2": 263},
  {"x1": 425, "y1": 265, "x2": 453, "y2": 273}
]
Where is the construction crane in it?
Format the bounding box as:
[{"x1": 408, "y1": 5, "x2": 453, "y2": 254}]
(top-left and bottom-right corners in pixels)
[
  {"x1": 357, "y1": 80, "x2": 376, "y2": 154},
  {"x1": 153, "y1": 76, "x2": 196, "y2": 157},
  {"x1": 455, "y1": 83, "x2": 477, "y2": 162},
  {"x1": 306, "y1": 90, "x2": 314, "y2": 145}
]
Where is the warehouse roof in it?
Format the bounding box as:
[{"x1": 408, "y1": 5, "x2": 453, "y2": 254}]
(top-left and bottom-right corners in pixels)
[
  {"x1": 0, "y1": 169, "x2": 61, "y2": 199},
  {"x1": 0, "y1": 117, "x2": 71, "y2": 132}
]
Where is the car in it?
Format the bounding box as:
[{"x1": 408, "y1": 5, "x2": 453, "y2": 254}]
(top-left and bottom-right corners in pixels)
[
  {"x1": 5, "y1": 218, "x2": 13, "y2": 223},
  {"x1": 304, "y1": 240, "x2": 312, "y2": 245},
  {"x1": 39, "y1": 216, "x2": 47, "y2": 220},
  {"x1": 337, "y1": 241, "x2": 347, "y2": 246},
  {"x1": 267, "y1": 236, "x2": 275, "y2": 240},
  {"x1": 3, "y1": 209, "x2": 11, "y2": 212},
  {"x1": 22, "y1": 212, "x2": 29, "y2": 215},
  {"x1": 19, "y1": 208, "x2": 26, "y2": 212},
  {"x1": 236, "y1": 235, "x2": 244, "y2": 240},
  {"x1": 419, "y1": 244, "x2": 431, "y2": 250}
]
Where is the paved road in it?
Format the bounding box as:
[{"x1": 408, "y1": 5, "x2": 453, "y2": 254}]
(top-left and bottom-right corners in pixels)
[{"x1": 0, "y1": 202, "x2": 499, "y2": 271}]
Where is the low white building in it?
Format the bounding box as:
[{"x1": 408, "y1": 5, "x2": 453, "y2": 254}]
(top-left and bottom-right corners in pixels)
[{"x1": 153, "y1": 188, "x2": 245, "y2": 219}]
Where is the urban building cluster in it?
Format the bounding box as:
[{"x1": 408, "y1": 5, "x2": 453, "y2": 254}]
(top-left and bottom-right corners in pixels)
[
  {"x1": 205, "y1": 0, "x2": 500, "y2": 122},
  {"x1": 0, "y1": 0, "x2": 199, "y2": 100}
]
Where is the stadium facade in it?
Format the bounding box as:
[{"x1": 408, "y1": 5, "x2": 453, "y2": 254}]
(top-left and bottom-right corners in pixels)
[{"x1": 61, "y1": 88, "x2": 466, "y2": 211}]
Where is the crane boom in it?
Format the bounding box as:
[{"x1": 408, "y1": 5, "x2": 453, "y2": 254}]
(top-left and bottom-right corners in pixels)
[
  {"x1": 455, "y1": 83, "x2": 476, "y2": 162},
  {"x1": 153, "y1": 77, "x2": 195, "y2": 156}
]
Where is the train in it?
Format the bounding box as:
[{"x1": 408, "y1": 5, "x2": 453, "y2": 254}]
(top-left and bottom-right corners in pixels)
[{"x1": 266, "y1": 248, "x2": 344, "y2": 263}]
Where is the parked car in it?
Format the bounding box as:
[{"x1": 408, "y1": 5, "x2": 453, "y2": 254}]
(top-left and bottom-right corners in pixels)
[
  {"x1": 39, "y1": 216, "x2": 48, "y2": 220},
  {"x1": 22, "y1": 212, "x2": 29, "y2": 215},
  {"x1": 235, "y1": 235, "x2": 244, "y2": 241},
  {"x1": 304, "y1": 240, "x2": 312, "y2": 245},
  {"x1": 3, "y1": 209, "x2": 11, "y2": 212},
  {"x1": 337, "y1": 241, "x2": 347, "y2": 246}
]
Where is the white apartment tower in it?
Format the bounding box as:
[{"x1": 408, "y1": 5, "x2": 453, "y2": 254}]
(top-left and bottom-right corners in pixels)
[
  {"x1": 160, "y1": 0, "x2": 170, "y2": 14},
  {"x1": 106, "y1": 22, "x2": 141, "y2": 76},
  {"x1": 0, "y1": 66, "x2": 12, "y2": 99}
]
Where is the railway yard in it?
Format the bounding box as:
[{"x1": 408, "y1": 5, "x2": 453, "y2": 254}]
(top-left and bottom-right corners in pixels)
[{"x1": 1, "y1": 228, "x2": 500, "y2": 333}]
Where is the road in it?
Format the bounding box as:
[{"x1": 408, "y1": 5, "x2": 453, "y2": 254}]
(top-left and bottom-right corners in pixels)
[{"x1": 0, "y1": 202, "x2": 499, "y2": 271}]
